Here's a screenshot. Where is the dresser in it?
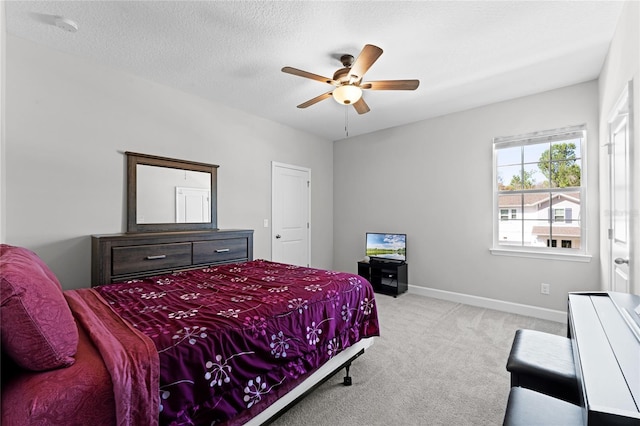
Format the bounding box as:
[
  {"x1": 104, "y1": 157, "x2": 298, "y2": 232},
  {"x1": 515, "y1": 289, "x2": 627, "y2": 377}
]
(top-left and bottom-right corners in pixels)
[{"x1": 91, "y1": 229, "x2": 253, "y2": 286}]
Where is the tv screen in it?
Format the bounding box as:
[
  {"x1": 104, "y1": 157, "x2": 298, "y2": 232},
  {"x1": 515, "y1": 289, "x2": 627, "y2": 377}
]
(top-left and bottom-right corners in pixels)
[{"x1": 366, "y1": 233, "x2": 406, "y2": 262}]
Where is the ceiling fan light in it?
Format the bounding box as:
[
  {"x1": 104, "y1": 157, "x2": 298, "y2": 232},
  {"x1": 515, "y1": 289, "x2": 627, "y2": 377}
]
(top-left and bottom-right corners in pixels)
[{"x1": 332, "y1": 85, "x2": 362, "y2": 105}]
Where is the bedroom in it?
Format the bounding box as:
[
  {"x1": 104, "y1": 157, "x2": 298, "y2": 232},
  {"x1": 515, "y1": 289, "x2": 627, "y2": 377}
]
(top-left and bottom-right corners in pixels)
[{"x1": 1, "y1": 1, "x2": 639, "y2": 425}]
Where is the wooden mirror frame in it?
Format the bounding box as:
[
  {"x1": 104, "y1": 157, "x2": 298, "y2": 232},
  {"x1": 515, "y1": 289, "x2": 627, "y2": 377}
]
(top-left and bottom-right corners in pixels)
[{"x1": 126, "y1": 151, "x2": 218, "y2": 233}]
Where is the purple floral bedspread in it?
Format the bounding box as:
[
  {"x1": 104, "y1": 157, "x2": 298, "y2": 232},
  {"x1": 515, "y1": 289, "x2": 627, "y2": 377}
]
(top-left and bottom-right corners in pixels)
[{"x1": 95, "y1": 259, "x2": 380, "y2": 425}]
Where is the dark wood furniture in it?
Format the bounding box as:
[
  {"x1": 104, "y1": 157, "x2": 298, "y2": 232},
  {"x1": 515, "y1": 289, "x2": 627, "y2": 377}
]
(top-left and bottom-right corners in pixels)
[
  {"x1": 567, "y1": 291, "x2": 640, "y2": 425},
  {"x1": 91, "y1": 229, "x2": 253, "y2": 286},
  {"x1": 126, "y1": 151, "x2": 219, "y2": 233},
  {"x1": 357, "y1": 260, "x2": 407, "y2": 297}
]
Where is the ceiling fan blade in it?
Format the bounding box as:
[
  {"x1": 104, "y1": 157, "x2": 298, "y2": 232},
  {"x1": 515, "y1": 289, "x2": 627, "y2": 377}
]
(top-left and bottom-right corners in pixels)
[
  {"x1": 282, "y1": 66, "x2": 335, "y2": 85},
  {"x1": 297, "y1": 91, "x2": 333, "y2": 109},
  {"x1": 360, "y1": 80, "x2": 420, "y2": 90},
  {"x1": 349, "y1": 44, "x2": 383, "y2": 81},
  {"x1": 352, "y1": 97, "x2": 370, "y2": 115}
]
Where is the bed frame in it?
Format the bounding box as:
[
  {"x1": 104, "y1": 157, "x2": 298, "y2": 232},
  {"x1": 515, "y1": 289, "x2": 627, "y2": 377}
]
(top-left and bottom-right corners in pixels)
[{"x1": 250, "y1": 337, "x2": 375, "y2": 425}]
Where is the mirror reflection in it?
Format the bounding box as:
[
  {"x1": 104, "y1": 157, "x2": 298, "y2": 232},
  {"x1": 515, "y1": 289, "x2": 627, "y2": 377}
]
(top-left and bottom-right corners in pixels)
[
  {"x1": 136, "y1": 164, "x2": 211, "y2": 224},
  {"x1": 126, "y1": 151, "x2": 218, "y2": 233}
]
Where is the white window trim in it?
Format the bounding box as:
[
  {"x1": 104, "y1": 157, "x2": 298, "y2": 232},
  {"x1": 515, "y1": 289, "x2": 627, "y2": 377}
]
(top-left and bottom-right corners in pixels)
[
  {"x1": 491, "y1": 124, "x2": 591, "y2": 262},
  {"x1": 489, "y1": 247, "x2": 592, "y2": 262}
]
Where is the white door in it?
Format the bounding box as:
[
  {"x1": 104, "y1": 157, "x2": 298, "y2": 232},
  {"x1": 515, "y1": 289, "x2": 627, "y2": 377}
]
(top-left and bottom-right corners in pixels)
[
  {"x1": 272, "y1": 162, "x2": 310, "y2": 267},
  {"x1": 608, "y1": 83, "x2": 632, "y2": 292},
  {"x1": 176, "y1": 187, "x2": 210, "y2": 223}
]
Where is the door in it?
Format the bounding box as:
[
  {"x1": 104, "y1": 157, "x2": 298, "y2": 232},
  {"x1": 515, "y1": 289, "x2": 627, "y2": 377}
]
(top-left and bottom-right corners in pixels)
[
  {"x1": 272, "y1": 162, "x2": 310, "y2": 267},
  {"x1": 607, "y1": 82, "x2": 632, "y2": 292},
  {"x1": 176, "y1": 187, "x2": 210, "y2": 223}
]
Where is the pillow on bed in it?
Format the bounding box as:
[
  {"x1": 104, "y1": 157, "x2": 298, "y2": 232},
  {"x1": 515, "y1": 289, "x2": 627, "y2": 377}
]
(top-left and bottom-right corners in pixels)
[{"x1": 0, "y1": 244, "x2": 78, "y2": 371}]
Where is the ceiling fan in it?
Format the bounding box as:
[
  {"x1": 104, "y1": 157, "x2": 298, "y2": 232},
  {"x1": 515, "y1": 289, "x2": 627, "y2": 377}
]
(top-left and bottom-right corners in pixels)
[{"x1": 282, "y1": 44, "x2": 420, "y2": 114}]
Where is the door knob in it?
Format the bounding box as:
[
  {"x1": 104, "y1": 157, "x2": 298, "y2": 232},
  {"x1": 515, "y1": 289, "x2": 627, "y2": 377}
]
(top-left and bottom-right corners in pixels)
[
  {"x1": 614, "y1": 258, "x2": 629, "y2": 265},
  {"x1": 275, "y1": 234, "x2": 282, "y2": 239}
]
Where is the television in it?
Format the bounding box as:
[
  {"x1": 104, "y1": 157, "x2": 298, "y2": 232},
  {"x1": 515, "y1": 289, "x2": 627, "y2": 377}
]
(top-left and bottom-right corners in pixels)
[{"x1": 366, "y1": 233, "x2": 406, "y2": 262}]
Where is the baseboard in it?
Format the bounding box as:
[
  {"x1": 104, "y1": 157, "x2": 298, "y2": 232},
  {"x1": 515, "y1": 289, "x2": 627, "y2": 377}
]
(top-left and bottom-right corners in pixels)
[{"x1": 408, "y1": 285, "x2": 567, "y2": 324}]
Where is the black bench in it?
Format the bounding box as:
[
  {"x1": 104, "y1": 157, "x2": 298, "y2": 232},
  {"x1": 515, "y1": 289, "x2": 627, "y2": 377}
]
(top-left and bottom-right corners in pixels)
[
  {"x1": 503, "y1": 387, "x2": 583, "y2": 425},
  {"x1": 506, "y1": 329, "x2": 580, "y2": 404}
]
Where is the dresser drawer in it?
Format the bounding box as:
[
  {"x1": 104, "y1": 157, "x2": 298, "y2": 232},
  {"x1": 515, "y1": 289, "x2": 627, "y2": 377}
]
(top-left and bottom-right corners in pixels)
[
  {"x1": 112, "y1": 243, "x2": 192, "y2": 276},
  {"x1": 193, "y1": 238, "x2": 248, "y2": 264},
  {"x1": 92, "y1": 230, "x2": 253, "y2": 286}
]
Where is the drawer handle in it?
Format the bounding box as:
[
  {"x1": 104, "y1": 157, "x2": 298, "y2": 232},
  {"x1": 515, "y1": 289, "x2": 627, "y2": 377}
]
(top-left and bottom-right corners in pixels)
[
  {"x1": 215, "y1": 249, "x2": 230, "y2": 253},
  {"x1": 146, "y1": 255, "x2": 167, "y2": 260}
]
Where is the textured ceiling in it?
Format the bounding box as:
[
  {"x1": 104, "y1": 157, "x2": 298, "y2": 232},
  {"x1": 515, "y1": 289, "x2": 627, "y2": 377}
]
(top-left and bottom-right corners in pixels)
[{"x1": 5, "y1": 1, "x2": 624, "y2": 141}]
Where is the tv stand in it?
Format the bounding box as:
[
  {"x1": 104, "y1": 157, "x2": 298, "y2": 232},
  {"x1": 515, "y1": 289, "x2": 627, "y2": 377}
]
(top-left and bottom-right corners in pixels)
[{"x1": 357, "y1": 261, "x2": 407, "y2": 297}]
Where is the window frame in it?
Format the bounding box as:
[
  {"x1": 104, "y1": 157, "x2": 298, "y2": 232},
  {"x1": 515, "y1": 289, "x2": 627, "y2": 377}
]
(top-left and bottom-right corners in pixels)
[
  {"x1": 490, "y1": 125, "x2": 591, "y2": 262},
  {"x1": 553, "y1": 208, "x2": 565, "y2": 222}
]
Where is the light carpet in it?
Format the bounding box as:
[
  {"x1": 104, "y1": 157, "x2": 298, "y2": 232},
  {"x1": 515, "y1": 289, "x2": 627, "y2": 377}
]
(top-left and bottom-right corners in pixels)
[{"x1": 272, "y1": 292, "x2": 565, "y2": 425}]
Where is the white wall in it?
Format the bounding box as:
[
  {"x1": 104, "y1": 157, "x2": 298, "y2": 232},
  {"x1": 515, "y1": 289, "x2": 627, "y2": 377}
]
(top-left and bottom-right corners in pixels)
[
  {"x1": 6, "y1": 2, "x2": 637, "y2": 305},
  {"x1": 598, "y1": 0, "x2": 640, "y2": 295},
  {"x1": 4, "y1": 36, "x2": 334, "y2": 290},
  {"x1": 1, "y1": 1, "x2": 6, "y2": 243},
  {"x1": 334, "y1": 81, "x2": 600, "y2": 312}
]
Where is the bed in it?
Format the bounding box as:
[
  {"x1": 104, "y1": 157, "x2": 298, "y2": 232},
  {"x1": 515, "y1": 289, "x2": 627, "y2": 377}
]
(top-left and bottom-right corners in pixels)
[{"x1": 0, "y1": 244, "x2": 380, "y2": 425}]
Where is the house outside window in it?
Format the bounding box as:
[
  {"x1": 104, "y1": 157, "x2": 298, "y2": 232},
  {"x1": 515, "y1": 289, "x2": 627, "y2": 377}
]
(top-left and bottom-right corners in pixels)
[{"x1": 492, "y1": 125, "x2": 586, "y2": 257}]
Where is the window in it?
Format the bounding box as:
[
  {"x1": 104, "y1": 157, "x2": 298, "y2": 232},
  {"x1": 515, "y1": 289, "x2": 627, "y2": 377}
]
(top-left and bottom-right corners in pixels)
[
  {"x1": 492, "y1": 125, "x2": 587, "y2": 258},
  {"x1": 501, "y1": 208, "x2": 518, "y2": 221},
  {"x1": 553, "y1": 208, "x2": 565, "y2": 222}
]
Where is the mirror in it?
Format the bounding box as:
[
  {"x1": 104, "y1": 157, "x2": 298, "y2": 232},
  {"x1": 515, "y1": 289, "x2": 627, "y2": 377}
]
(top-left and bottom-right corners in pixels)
[{"x1": 126, "y1": 151, "x2": 218, "y2": 233}]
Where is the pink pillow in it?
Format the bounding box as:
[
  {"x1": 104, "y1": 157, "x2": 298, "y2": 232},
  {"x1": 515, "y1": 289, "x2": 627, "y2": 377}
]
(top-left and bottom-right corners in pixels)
[{"x1": 0, "y1": 244, "x2": 78, "y2": 371}]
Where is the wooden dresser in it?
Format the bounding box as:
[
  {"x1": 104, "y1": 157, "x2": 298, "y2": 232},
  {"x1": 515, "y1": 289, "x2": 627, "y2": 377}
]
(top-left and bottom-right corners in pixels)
[{"x1": 91, "y1": 229, "x2": 253, "y2": 286}]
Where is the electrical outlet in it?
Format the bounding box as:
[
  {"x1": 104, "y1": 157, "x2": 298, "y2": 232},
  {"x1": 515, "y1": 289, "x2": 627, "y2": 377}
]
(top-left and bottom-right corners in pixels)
[
  {"x1": 540, "y1": 283, "x2": 550, "y2": 295},
  {"x1": 263, "y1": 219, "x2": 269, "y2": 228}
]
